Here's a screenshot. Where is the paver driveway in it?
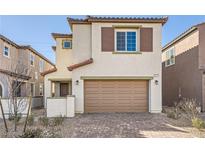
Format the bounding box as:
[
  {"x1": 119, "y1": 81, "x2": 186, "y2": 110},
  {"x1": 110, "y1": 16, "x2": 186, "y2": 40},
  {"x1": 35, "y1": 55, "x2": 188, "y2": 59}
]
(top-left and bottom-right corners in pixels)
[
  {"x1": 1, "y1": 113, "x2": 205, "y2": 138},
  {"x1": 59, "y1": 113, "x2": 204, "y2": 138}
]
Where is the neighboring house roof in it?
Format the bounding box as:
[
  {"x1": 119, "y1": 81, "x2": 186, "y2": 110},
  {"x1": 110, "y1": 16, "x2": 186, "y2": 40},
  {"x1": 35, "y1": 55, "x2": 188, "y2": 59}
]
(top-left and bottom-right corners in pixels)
[
  {"x1": 51, "y1": 33, "x2": 72, "y2": 40},
  {"x1": 162, "y1": 22, "x2": 205, "y2": 52},
  {"x1": 0, "y1": 34, "x2": 19, "y2": 48},
  {"x1": 41, "y1": 67, "x2": 57, "y2": 76},
  {"x1": 67, "y1": 16, "x2": 168, "y2": 28},
  {"x1": 19, "y1": 45, "x2": 55, "y2": 66},
  {"x1": 0, "y1": 68, "x2": 31, "y2": 80},
  {"x1": 67, "y1": 58, "x2": 93, "y2": 71},
  {"x1": 0, "y1": 34, "x2": 54, "y2": 66}
]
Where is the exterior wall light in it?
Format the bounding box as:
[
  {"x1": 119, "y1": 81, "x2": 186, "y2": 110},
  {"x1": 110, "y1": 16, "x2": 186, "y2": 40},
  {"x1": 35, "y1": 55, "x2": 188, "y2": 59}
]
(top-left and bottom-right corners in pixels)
[
  {"x1": 75, "y1": 80, "x2": 79, "y2": 85},
  {"x1": 155, "y1": 80, "x2": 159, "y2": 85}
]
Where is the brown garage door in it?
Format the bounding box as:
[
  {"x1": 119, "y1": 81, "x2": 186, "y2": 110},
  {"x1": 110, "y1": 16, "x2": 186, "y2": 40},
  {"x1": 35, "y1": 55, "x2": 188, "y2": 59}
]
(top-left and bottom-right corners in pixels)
[{"x1": 84, "y1": 80, "x2": 148, "y2": 113}]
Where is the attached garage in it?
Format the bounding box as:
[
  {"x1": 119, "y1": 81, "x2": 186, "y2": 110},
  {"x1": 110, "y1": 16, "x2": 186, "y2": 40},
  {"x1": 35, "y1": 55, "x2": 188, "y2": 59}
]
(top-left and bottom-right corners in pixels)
[{"x1": 84, "y1": 80, "x2": 149, "y2": 113}]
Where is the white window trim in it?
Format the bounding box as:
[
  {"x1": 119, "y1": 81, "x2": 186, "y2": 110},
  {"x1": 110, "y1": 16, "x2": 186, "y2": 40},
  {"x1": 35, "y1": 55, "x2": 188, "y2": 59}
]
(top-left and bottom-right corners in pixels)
[
  {"x1": 3, "y1": 44, "x2": 10, "y2": 58},
  {"x1": 165, "y1": 47, "x2": 175, "y2": 67},
  {"x1": 114, "y1": 29, "x2": 139, "y2": 52},
  {"x1": 62, "y1": 40, "x2": 72, "y2": 49},
  {"x1": 30, "y1": 53, "x2": 35, "y2": 66}
]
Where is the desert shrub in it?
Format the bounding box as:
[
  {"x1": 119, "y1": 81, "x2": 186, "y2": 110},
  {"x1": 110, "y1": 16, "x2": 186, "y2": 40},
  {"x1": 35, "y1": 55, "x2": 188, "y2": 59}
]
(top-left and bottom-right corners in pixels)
[
  {"x1": 192, "y1": 118, "x2": 205, "y2": 130},
  {"x1": 52, "y1": 115, "x2": 64, "y2": 126},
  {"x1": 39, "y1": 117, "x2": 49, "y2": 127},
  {"x1": 166, "y1": 102, "x2": 181, "y2": 120},
  {"x1": 27, "y1": 114, "x2": 34, "y2": 126},
  {"x1": 178, "y1": 98, "x2": 200, "y2": 120},
  {"x1": 19, "y1": 129, "x2": 42, "y2": 138},
  {"x1": 167, "y1": 111, "x2": 179, "y2": 119}
]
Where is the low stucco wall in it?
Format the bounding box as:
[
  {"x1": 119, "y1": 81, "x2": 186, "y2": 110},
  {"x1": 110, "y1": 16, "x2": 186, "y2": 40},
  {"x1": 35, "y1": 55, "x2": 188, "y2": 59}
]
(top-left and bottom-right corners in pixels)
[
  {"x1": 47, "y1": 96, "x2": 75, "y2": 117},
  {"x1": 0, "y1": 97, "x2": 30, "y2": 119}
]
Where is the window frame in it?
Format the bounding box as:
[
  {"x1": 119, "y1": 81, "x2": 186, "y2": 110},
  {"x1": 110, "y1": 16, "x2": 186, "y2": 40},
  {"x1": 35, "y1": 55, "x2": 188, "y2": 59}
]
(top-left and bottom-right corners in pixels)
[
  {"x1": 62, "y1": 40, "x2": 72, "y2": 49},
  {"x1": 114, "y1": 29, "x2": 139, "y2": 53},
  {"x1": 30, "y1": 53, "x2": 35, "y2": 66},
  {"x1": 165, "y1": 47, "x2": 175, "y2": 67},
  {"x1": 3, "y1": 45, "x2": 10, "y2": 58}
]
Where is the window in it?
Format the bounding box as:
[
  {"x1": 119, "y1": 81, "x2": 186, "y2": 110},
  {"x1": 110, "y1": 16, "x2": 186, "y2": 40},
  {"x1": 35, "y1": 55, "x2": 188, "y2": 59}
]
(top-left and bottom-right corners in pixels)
[
  {"x1": 39, "y1": 60, "x2": 44, "y2": 72},
  {"x1": 165, "y1": 47, "x2": 175, "y2": 67},
  {"x1": 30, "y1": 53, "x2": 34, "y2": 66},
  {"x1": 62, "y1": 40, "x2": 72, "y2": 49},
  {"x1": 3, "y1": 45, "x2": 9, "y2": 57},
  {"x1": 116, "y1": 30, "x2": 137, "y2": 52},
  {"x1": 39, "y1": 83, "x2": 43, "y2": 96}
]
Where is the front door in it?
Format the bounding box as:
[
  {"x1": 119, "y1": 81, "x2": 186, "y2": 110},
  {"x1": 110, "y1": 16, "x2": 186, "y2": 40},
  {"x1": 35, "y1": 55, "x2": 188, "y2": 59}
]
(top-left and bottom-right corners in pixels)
[{"x1": 60, "y1": 83, "x2": 69, "y2": 97}]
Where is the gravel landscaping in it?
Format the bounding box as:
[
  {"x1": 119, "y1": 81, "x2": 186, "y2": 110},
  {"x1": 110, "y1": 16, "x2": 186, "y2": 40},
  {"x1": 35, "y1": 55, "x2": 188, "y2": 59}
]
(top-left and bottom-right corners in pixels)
[{"x1": 0, "y1": 111, "x2": 205, "y2": 138}]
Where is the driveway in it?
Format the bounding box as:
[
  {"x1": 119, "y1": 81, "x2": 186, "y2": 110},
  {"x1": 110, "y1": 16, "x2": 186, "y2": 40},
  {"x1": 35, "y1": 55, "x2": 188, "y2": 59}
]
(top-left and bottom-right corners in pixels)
[
  {"x1": 0, "y1": 113, "x2": 204, "y2": 138},
  {"x1": 59, "y1": 113, "x2": 204, "y2": 138}
]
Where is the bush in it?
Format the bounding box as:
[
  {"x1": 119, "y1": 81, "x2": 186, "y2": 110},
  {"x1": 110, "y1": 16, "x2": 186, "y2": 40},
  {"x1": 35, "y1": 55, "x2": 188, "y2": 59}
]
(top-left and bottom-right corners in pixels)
[
  {"x1": 167, "y1": 111, "x2": 180, "y2": 120},
  {"x1": 39, "y1": 117, "x2": 49, "y2": 127},
  {"x1": 19, "y1": 129, "x2": 42, "y2": 138},
  {"x1": 52, "y1": 115, "x2": 64, "y2": 126},
  {"x1": 178, "y1": 98, "x2": 201, "y2": 120},
  {"x1": 27, "y1": 114, "x2": 34, "y2": 126},
  {"x1": 192, "y1": 118, "x2": 205, "y2": 130}
]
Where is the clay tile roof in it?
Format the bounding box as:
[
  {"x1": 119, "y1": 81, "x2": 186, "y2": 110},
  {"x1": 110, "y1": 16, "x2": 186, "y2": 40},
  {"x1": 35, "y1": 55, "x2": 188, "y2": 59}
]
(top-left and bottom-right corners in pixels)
[
  {"x1": 67, "y1": 58, "x2": 93, "y2": 71},
  {"x1": 67, "y1": 16, "x2": 168, "y2": 26},
  {"x1": 41, "y1": 67, "x2": 57, "y2": 76},
  {"x1": 51, "y1": 33, "x2": 72, "y2": 40}
]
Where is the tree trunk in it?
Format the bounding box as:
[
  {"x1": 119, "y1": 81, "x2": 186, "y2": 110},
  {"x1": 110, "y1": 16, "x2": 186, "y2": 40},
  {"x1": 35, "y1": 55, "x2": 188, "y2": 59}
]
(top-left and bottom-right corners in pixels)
[{"x1": 23, "y1": 96, "x2": 32, "y2": 132}]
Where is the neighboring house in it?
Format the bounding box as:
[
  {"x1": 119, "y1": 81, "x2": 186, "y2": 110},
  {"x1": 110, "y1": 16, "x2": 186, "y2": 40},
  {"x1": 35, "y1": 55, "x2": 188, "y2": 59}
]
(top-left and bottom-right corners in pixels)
[
  {"x1": 0, "y1": 34, "x2": 55, "y2": 100},
  {"x1": 162, "y1": 23, "x2": 205, "y2": 112},
  {"x1": 42, "y1": 16, "x2": 168, "y2": 115}
]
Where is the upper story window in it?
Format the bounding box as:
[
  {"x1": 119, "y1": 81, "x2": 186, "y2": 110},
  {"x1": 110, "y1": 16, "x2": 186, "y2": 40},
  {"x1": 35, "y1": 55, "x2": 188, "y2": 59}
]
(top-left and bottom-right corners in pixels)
[
  {"x1": 3, "y1": 45, "x2": 10, "y2": 57},
  {"x1": 39, "y1": 60, "x2": 44, "y2": 72},
  {"x1": 62, "y1": 40, "x2": 72, "y2": 49},
  {"x1": 165, "y1": 47, "x2": 175, "y2": 67},
  {"x1": 30, "y1": 53, "x2": 34, "y2": 66},
  {"x1": 115, "y1": 30, "x2": 138, "y2": 52}
]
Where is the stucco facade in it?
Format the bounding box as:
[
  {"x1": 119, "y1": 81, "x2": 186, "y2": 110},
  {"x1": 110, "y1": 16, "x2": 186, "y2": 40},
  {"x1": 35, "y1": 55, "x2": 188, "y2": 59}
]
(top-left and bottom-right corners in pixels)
[
  {"x1": 44, "y1": 16, "x2": 167, "y2": 114},
  {"x1": 162, "y1": 23, "x2": 205, "y2": 111},
  {"x1": 0, "y1": 35, "x2": 54, "y2": 99}
]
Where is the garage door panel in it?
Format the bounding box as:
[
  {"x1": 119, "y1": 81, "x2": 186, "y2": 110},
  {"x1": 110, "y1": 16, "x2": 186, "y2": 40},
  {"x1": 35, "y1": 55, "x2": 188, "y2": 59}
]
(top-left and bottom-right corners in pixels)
[{"x1": 84, "y1": 80, "x2": 148, "y2": 113}]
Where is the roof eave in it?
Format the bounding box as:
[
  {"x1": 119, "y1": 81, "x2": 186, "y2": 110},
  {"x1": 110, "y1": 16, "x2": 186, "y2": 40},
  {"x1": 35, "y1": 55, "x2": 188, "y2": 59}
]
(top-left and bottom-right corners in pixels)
[{"x1": 162, "y1": 26, "x2": 198, "y2": 52}]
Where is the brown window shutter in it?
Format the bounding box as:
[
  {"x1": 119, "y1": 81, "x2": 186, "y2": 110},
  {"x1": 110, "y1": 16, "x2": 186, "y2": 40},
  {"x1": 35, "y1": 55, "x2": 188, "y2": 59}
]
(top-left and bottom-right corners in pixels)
[
  {"x1": 101, "y1": 27, "x2": 114, "y2": 52},
  {"x1": 140, "y1": 28, "x2": 153, "y2": 52}
]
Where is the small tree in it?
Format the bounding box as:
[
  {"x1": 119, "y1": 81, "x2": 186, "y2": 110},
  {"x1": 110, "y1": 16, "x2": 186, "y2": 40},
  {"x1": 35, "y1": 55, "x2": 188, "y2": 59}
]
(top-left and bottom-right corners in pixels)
[{"x1": 5, "y1": 62, "x2": 32, "y2": 131}]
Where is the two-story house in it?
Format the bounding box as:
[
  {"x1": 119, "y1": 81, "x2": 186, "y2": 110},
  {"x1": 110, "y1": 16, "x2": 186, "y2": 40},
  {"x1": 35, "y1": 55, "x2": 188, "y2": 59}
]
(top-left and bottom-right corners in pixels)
[
  {"x1": 162, "y1": 22, "x2": 205, "y2": 112},
  {"x1": 0, "y1": 34, "x2": 55, "y2": 101},
  {"x1": 42, "y1": 16, "x2": 168, "y2": 116}
]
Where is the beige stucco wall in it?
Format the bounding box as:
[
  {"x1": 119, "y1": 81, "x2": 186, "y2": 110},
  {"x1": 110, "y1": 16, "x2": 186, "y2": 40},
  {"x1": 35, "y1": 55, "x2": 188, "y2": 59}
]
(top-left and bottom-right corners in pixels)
[
  {"x1": 45, "y1": 22, "x2": 163, "y2": 113},
  {"x1": 162, "y1": 30, "x2": 199, "y2": 62},
  {"x1": 0, "y1": 38, "x2": 54, "y2": 98}
]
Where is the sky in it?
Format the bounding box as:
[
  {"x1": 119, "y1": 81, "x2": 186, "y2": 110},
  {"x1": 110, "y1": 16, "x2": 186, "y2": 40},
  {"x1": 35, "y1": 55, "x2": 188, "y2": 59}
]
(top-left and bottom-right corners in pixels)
[{"x1": 0, "y1": 15, "x2": 205, "y2": 63}]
